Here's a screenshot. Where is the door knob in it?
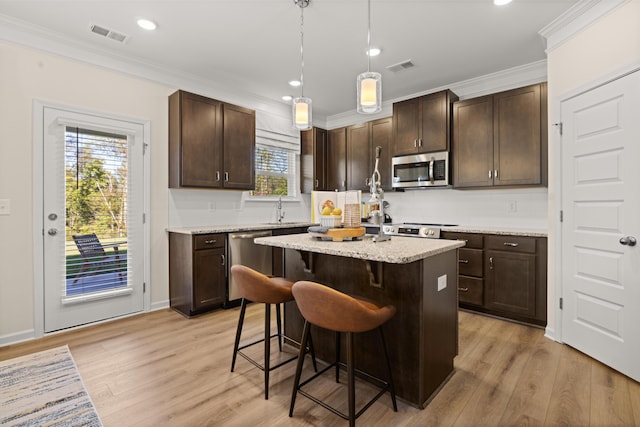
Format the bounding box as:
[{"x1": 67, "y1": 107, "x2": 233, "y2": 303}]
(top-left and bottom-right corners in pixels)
[
  {"x1": 47, "y1": 228, "x2": 58, "y2": 236},
  {"x1": 619, "y1": 236, "x2": 637, "y2": 246},
  {"x1": 48, "y1": 213, "x2": 58, "y2": 221}
]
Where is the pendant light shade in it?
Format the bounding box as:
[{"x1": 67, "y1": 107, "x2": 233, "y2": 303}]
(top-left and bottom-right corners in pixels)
[
  {"x1": 292, "y1": 0, "x2": 312, "y2": 130},
  {"x1": 293, "y1": 96, "x2": 312, "y2": 130},
  {"x1": 357, "y1": 0, "x2": 381, "y2": 114}
]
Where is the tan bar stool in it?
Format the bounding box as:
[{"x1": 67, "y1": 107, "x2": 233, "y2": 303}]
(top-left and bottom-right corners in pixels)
[
  {"x1": 289, "y1": 280, "x2": 397, "y2": 426},
  {"x1": 230, "y1": 265, "x2": 316, "y2": 400}
]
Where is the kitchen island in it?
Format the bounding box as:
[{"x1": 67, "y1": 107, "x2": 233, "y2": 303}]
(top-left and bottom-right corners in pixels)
[{"x1": 255, "y1": 233, "x2": 465, "y2": 408}]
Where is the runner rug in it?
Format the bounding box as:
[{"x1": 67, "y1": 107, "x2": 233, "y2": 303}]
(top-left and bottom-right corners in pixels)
[{"x1": 0, "y1": 345, "x2": 102, "y2": 426}]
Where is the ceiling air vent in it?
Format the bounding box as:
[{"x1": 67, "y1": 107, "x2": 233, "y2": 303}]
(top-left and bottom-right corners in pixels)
[
  {"x1": 386, "y1": 60, "x2": 414, "y2": 72},
  {"x1": 90, "y1": 24, "x2": 129, "y2": 43}
]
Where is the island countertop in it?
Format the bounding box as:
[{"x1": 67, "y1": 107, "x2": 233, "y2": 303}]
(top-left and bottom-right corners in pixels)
[{"x1": 255, "y1": 233, "x2": 465, "y2": 264}]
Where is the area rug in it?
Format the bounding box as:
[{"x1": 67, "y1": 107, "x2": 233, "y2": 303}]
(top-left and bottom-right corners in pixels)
[{"x1": 0, "y1": 345, "x2": 102, "y2": 426}]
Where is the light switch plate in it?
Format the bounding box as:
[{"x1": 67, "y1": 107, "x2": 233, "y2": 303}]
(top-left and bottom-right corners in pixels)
[
  {"x1": 0, "y1": 199, "x2": 10, "y2": 215},
  {"x1": 437, "y1": 274, "x2": 447, "y2": 292}
]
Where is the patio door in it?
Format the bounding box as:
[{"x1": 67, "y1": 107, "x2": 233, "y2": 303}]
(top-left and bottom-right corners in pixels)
[{"x1": 42, "y1": 105, "x2": 145, "y2": 332}]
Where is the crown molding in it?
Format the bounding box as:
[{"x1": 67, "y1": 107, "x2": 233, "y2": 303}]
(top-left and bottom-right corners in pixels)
[
  {"x1": 0, "y1": 13, "x2": 300, "y2": 121},
  {"x1": 539, "y1": 0, "x2": 627, "y2": 53},
  {"x1": 326, "y1": 60, "x2": 547, "y2": 130}
]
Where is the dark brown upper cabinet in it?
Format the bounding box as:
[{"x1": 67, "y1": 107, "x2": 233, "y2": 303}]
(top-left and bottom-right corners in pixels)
[
  {"x1": 300, "y1": 127, "x2": 327, "y2": 193},
  {"x1": 452, "y1": 83, "x2": 548, "y2": 188},
  {"x1": 327, "y1": 127, "x2": 347, "y2": 191},
  {"x1": 169, "y1": 90, "x2": 255, "y2": 190},
  {"x1": 346, "y1": 117, "x2": 393, "y2": 192},
  {"x1": 393, "y1": 89, "x2": 458, "y2": 156}
]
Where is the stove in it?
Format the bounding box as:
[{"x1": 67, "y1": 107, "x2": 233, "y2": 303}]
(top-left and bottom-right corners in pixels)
[{"x1": 381, "y1": 222, "x2": 457, "y2": 239}]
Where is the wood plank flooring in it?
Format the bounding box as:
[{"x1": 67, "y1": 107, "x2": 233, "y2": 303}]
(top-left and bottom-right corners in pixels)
[{"x1": 1, "y1": 307, "x2": 639, "y2": 426}]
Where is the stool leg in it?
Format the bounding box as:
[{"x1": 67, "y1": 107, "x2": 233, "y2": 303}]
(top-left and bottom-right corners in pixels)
[
  {"x1": 231, "y1": 298, "x2": 248, "y2": 372},
  {"x1": 346, "y1": 332, "x2": 355, "y2": 427},
  {"x1": 264, "y1": 303, "x2": 271, "y2": 400},
  {"x1": 307, "y1": 330, "x2": 318, "y2": 372},
  {"x1": 379, "y1": 327, "x2": 398, "y2": 411},
  {"x1": 335, "y1": 331, "x2": 341, "y2": 383},
  {"x1": 289, "y1": 320, "x2": 311, "y2": 417},
  {"x1": 276, "y1": 303, "x2": 283, "y2": 352}
]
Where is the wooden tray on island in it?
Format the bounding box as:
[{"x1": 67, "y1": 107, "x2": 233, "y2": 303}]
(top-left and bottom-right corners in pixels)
[{"x1": 309, "y1": 227, "x2": 365, "y2": 242}]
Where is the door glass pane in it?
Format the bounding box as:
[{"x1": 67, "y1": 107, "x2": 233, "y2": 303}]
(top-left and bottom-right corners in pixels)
[{"x1": 64, "y1": 127, "x2": 128, "y2": 295}]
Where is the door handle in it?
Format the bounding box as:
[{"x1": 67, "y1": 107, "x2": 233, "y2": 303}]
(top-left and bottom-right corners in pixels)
[
  {"x1": 619, "y1": 236, "x2": 637, "y2": 246},
  {"x1": 47, "y1": 228, "x2": 58, "y2": 236}
]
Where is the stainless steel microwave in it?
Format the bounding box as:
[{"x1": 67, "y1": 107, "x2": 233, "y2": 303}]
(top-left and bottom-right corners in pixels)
[{"x1": 392, "y1": 151, "x2": 449, "y2": 188}]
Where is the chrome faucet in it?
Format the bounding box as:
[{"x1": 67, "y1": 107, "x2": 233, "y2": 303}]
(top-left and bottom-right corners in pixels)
[{"x1": 276, "y1": 196, "x2": 285, "y2": 224}]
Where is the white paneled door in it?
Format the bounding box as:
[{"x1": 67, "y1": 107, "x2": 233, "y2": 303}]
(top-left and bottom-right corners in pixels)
[
  {"x1": 42, "y1": 105, "x2": 145, "y2": 333},
  {"x1": 561, "y1": 69, "x2": 640, "y2": 382}
]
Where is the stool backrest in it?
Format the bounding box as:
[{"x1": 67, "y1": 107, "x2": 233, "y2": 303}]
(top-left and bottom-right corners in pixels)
[
  {"x1": 230, "y1": 265, "x2": 293, "y2": 304},
  {"x1": 291, "y1": 281, "x2": 396, "y2": 333}
]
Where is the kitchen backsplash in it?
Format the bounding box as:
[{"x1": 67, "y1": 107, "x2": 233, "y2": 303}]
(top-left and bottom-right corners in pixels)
[{"x1": 169, "y1": 187, "x2": 547, "y2": 230}]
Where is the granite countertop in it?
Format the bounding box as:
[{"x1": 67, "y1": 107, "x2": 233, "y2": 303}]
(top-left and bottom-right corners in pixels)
[
  {"x1": 439, "y1": 225, "x2": 547, "y2": 237},
  {"x1": 167, "y1": 222, "x2": 315, "y2": 235},
  {"x1": 254, "y1": 233, "x2": 465, "y2": 264}
]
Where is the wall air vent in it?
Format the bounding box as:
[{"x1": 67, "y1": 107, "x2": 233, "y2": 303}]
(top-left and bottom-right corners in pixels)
[
  {"x1": 90, "y1": 24, "x2": 129, "y2": 43},
  {"x1": 386, "y1": 59, "x2": 414, "y2": 72}
]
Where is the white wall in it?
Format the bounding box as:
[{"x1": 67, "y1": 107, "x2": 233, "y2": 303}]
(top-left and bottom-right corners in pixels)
[{"x1": 545, "y1": 0, "x2": 640, "y2": 338}]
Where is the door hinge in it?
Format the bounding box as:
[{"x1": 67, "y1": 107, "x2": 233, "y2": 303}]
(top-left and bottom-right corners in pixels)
[
  {"x1": 143, "y1": 142, "x2": 149, "y2": 155},
  {"x1": 559, "y1": 297, "x2": 563, "y2": 310},
  {"x1": 143, "y1": 213, "x2": 146, "y2": 224},
  {"x1": 553, "y1": 122, "x2": 563, "y2": 136},
  {"x1": 143, "y1": 282, "x2": 146, "y2": 293},
  {"x1": 560, "y1": 210, "x2": 563, "y2": 222}
]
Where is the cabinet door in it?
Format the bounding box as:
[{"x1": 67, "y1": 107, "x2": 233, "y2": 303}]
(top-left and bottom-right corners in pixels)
[
  {"x1": 223, "y1": 103, "x2": 255, "y2": 189},
  {"x1": 420, "y1": 91, "x2": 449, "y2": 153},
  {"x1": 485, "y1": 250, "x2": 536, "y2": 317},
  {"x1": 392, "y1": 97, "x2": 420, "y2": 156},
  {"x1": 493, "y1": 84, "x2": 542, "y2": 186},
  {"x1": 314, "y1": 128, "x2": 328, "y2": 191},
  {"x1": 346, "y1": 122, "x2": 371, "y2": 191},
  {"x1": 370, "y1": 117, "x2": 393, "y2": 190},
  {"x1": 300, "y1": 129, "x2": 313, "y2": 193},
  {"x1": 327, "y1": 127, "x2": 346, "y2": 191},
  {"x1": 452, "y1": 95, "x2": 494, "y2": 188},
  {"x1": 170, "y1": 91, "x2": 223, "y2": 188},
  {"x1": 193, "y1": 247, "x2": 226, "y2": 310}
]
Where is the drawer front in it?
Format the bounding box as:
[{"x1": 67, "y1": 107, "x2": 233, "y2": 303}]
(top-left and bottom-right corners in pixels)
[
  {"x1": 194, "y1": 234, "x2": 225, "y2": 250},
  {"x1": 458, "y1": 276, "x2": 483, "y2": 306},
  {"x1": 458, "y1": 248, "x2": 483, "y2": 277},
  {"x1": 441, "y1": 232, "x2": 483, "y2": 249},
  {"x1": 485, "y1": 235, "x2": 536, "y2": 253}
]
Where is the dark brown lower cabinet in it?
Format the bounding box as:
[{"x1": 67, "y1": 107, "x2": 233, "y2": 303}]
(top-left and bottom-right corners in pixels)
[
  {"x1": 169, "y1": 232, "x2": 227, "y2": 317},
  {"x1": 442, "y1": 231, "x2": 547, "y2": 326}
]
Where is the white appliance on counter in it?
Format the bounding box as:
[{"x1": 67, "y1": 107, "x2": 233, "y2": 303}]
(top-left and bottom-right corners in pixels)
[{"x1": 227, "y1": 230, "x2": 273, "y2": 303}]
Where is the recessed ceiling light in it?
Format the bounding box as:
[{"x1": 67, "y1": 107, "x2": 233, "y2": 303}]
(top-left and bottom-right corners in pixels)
[
  {"x1": 137, "y1": 18, "x2": 157, "y2": 30},
  {"x1": 494, "y1": 0, "x2": 512, "y2": 5},
  {"x1": 366, "y1": 47, "x2": 381, "y2": 57},
  {"x1": 282, "y1": 95, "x2": 293, "y2": 101},
  {"x1": 289, "y1": 80, "x2": 301, "y2": 87}
]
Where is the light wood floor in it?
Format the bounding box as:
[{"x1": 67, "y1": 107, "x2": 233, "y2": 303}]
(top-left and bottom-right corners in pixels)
[{"x1": 1, "y1": 307, "x2": 639, "y2": 426}]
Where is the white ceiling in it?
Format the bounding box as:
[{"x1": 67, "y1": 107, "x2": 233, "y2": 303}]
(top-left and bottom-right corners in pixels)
[{"x1": 0, "y1": 0, "x2": 577, "y2": 118}]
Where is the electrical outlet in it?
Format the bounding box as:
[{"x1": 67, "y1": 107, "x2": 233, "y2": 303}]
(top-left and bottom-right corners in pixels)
[
  {"x1": 437, "y1": 274, "x2": 447, "y2": 292},
  {"x1": 508, "y1": 200, "x2": 518, "y2": 213},
  {"x1": 0, "y1": 199, "x2": 10, "y2": 215}
]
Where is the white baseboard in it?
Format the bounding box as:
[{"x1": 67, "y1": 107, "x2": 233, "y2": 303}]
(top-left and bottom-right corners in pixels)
[
  {"x1": 0, "y1": 329, "x2": 36, "y2": 347},
  {"x1": 544, "y1": 326, "x2": 559, "y2": 342},
  {"x1": 150, "y1": 300, "x2": 170, "y2": 312}
]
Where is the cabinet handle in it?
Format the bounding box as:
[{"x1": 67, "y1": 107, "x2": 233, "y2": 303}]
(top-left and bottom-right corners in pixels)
[
  {"x1": 366, "y1": 178, "x2": 371, "y2": 186},
  {"x1": 341, "y1": 180, "x2": 345, "y2": 188},
  {"x1": 224, "y1": 172, "x2": 229, "y2": 182},
  {"x1": 418, "y1": 138, "x2": 423, "y2": 147},
  {"x1": 458, "y1": 287, "x2": 469, "y2": 292},
  {"x1": 458, "y1": 259, "x2": 469, "y2": 264},
  {"x1": 204, "y1": 239, "x2": 217, "y2": 245},
  {"x1": 315, "y1": 179, "x2": 319, "y2": 188},
  {"x1": 216, "y1": 171, "x2": 221, "y2": 182},
  {"x1": 488, "y1": 170, "x2": 492, "y2": 179},
  {"x1": 503, "y1": 242, "x2": 519, "y2": 247},
  {"x1": 495, "y1": 169, "x2": 498, "y2": 179},
  {"x1": 413, "y1": 139, "x2": 418, "y2": 148},
  {"x1": 220, "y1": 254, "x2": 225, "y2": 266},
  {"x1": 489, "y1": 256, "x2": 494, "y2": 270}
]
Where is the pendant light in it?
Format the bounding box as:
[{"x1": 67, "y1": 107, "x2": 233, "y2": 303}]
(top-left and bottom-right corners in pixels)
[
  {"x1": 357, "y1": 0, "x2": 381, "y2": 114},
  {"x1": 292, "y1": 0, "x2": 312, "y2": 130}
]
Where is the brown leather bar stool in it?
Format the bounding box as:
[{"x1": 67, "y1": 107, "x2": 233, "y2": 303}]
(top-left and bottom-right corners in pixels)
[
  {"x1": 230, "y1": 265, "x2": 317, "y2": 400},
  {"x1": 289, "y1": 280, "x2": 397, "y2": 426}
]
